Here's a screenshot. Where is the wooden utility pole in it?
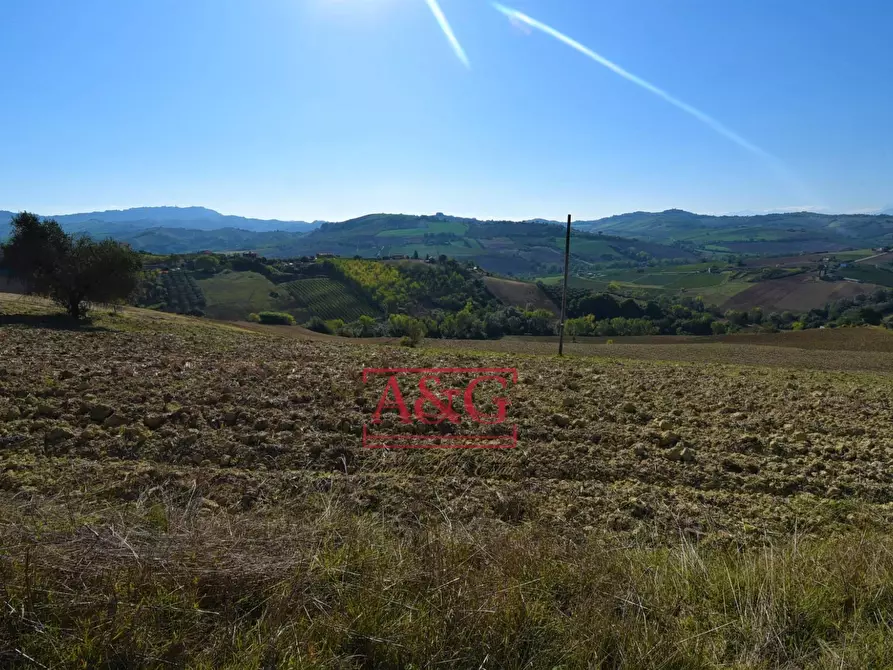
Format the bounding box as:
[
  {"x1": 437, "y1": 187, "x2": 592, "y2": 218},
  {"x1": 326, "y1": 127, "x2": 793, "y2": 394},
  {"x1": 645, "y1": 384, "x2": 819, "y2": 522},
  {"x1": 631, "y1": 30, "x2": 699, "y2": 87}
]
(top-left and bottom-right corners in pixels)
[{"x1": 558, "y1": 214, "x2": 572, "y2": 356}]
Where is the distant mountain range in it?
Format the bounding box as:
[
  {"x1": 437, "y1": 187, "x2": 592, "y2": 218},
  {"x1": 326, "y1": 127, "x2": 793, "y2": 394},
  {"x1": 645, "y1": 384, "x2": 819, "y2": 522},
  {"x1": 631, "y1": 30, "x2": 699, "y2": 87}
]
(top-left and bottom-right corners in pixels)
[
  {"x1": 573, "y1": 209, "x2": 893, "y2": 255},
  {"x1": 0, "y1": 206, "x2": 321, "y2": 235},
  {"x1": 4, "y1": 206, "x2": 893, "y2": 269}
]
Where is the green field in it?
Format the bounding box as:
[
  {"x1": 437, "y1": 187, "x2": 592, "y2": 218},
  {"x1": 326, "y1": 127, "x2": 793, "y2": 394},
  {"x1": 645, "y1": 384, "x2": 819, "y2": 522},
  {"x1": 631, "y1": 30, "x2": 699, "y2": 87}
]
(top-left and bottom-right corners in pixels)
[
  {"x1": 666, "y1": 272, "x2": 728, "y2": 289},
  {"x1": 198, "y1": 271, "x2": 380, "y2": 322},
  {"x1": 671, "y1": 262, "x2": 733, "y2": 272},
  {"x1": 557, "y1": 237, "x2": 623, "y2": 258},
  {"x1": 280, "y1": 278, "x2": 380, "y2": 321},
  {"x1": 538, "y1": 275, "x2": 608, "y2": 290},
  {"x1": 840, "y1": 265, "x2": 893, "y2": 287},
  {"x1": 385, "y1": 243, "x2": 480, "y2": 257},
  {"x1": 198, "y1": 271, "x2": 277, "y2": 320},
  {"x1": 626, "y1": 273, "x2": 679, "y2": 287},
  {"x1": 538, "y1": 269, "x2": 751, "y2": 305},
  {"x1": 376, "y1": 221, "x2": 467, "y2": 237},
  {"x1": 681, "y1": 226, "x2": 809, "y2": 243},
  {"x1": 691, "y1": 279, "x2": 753, "y2": 304},
  {"x1": 834, "y1": 248, "x2": 875, "y2": 260}
]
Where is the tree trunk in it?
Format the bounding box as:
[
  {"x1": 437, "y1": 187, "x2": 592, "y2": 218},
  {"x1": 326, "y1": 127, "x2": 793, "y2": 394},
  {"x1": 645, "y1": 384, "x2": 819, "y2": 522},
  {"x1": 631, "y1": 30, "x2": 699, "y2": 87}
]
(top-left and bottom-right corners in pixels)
[{"x1": 66, "y1": 293, "x2": 86, "y2": 320}]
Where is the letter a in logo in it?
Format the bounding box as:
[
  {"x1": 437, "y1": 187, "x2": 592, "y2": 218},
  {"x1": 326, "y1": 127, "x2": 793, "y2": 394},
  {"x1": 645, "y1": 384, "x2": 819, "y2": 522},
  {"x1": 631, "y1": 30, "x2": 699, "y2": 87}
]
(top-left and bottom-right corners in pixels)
[{"x1": 371, "y1": 375, "x2": 412, "y2": 424}]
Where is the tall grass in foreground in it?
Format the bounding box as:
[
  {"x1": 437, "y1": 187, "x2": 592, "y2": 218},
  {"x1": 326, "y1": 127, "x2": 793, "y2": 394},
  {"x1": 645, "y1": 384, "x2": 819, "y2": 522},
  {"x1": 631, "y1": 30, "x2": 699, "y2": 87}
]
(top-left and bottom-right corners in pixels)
[{"x1": 3, "y1": 496, "x2": 893, "y2": 669}]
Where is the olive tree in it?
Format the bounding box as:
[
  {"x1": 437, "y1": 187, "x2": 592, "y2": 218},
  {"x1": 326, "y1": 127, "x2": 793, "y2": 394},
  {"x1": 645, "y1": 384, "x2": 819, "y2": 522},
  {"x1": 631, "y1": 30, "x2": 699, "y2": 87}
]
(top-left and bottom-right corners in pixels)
[{"x1": 2, "y1": 212, "x2": 142, "y2": 319}]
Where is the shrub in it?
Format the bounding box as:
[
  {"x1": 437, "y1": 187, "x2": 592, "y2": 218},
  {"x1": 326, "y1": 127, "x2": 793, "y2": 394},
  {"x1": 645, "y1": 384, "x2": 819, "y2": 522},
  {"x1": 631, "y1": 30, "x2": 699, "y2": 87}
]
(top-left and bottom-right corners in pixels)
[
  {"x1": 193, "y1": 255, "x2": 220, "y2": 273},
  {"x1": 257, "y1": 311, "x2": 295, "y2": 326},
  {"x1": 388, "y1": 314, "x2": 427, "y2": 345},
  {"x1": 247, "y1": 313, "x2": 261, "y2": 323},
  {"x1": 304, "y1": 316, "x2": 332, "y2": 334},
  {"x1": 339, "y1": 315, "x2": 380, "y2": 338}
]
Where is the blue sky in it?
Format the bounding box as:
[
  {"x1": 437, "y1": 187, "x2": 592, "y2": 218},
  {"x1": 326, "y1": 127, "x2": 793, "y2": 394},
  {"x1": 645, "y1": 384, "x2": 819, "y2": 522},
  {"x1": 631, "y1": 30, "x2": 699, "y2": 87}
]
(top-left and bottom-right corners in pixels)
[{"x1": 2, "y1": 0, "x2": 891, "y2": 221}]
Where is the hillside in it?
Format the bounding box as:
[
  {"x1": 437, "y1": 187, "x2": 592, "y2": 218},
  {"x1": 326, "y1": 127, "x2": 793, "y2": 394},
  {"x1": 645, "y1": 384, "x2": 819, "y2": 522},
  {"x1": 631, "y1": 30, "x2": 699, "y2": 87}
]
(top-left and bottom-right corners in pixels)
[
  {"x1": 577, "y1": 209, "x2": 893, "y2": 254},
  {"x1": 1, "y1": 206, "x2": 320, "y2": 234},
  {"x1": 721, "y1": 274, "x2": 880, "y2": 312},
  {"x1": 5, "y1": 296, "x2": 893, "y2": 665},
  {"x1": 196, "y1": 271, "x2": 381, "y2": 322},
  {"x1": 132, "y1": 249, "x2": 893, "y2": 339},
  {"x1": 274, "y1": 214, "x2": 695, "y2": 276},
  {"x1": 138, "y1": 255, "x2": 507, "y2": 327},
  {"x1": 483, "y1": 276, "x2": 558, "y2": 314},
  {"x1": 11, "y1": 206, "x2": 893, "y2": 262},
  {"x1": 2, "y1": 209, "x2": 694, "y2": 275}
]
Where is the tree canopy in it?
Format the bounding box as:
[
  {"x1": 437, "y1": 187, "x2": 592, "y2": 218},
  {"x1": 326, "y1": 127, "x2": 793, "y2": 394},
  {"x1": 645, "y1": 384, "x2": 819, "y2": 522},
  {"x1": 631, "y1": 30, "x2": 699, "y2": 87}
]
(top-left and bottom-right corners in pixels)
[{"x1": 1, "y1": 212, "x2": 142, "y2": 319}]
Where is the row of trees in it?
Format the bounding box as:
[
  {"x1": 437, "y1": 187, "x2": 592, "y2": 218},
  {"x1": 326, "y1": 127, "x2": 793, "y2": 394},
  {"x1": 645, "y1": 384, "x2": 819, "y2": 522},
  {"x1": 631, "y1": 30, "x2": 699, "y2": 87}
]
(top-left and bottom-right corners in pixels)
[
  {"x1": 306, "y1": 303, "x2": 557, "y2": 341},
  {"x1": 311, "y1": 285, "x2": 893, "y2": 343},
  {"x1": 1, "y1": 213, "x2": 141, "y2": 318}
]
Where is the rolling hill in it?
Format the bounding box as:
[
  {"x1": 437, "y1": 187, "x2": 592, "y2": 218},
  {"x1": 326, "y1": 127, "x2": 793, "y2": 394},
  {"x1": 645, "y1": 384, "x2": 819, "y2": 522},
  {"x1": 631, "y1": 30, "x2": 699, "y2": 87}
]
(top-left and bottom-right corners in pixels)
[
  {"x1": 261, "y1": 214, "x2": 696, "y2": 276},
  {"x1": 1, "y1": 206, "x2": 320, "y2": 236},
  {"x1": 2, "y1": 209, "x2": 696, "y2": 276},
  {"x1": 10, "y1": 206, "x2": 893, "y2": 274},
  {"x1": 576, "y1": 209, "x2": 893, "y2": 254},
  {"x1": 196, "y1": 270, "x2": 380, "y2": 322}
]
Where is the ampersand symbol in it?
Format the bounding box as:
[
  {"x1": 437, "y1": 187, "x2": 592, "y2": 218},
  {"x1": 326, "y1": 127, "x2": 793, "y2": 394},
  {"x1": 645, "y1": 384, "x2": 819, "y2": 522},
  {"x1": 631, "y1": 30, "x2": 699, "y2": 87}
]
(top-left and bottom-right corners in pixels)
[{"x1": 414, "y1": 375, "x2": 461, "y2": 424}]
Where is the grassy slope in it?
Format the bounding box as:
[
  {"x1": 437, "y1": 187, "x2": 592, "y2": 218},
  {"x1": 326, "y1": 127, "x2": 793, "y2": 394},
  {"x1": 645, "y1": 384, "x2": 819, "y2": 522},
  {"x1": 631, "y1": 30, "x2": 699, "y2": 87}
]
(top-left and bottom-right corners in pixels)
[
  {"x1": 197, "y1": 270, "x2": 277, "y2": 320},
  {"x1": 5, "y1": 296, "x2": 893, "y2": 666},
  {"x1": 840, "y1": 264, "x2": 893, "y2": 287},
  {"x1": 198, "y1": 271, "x2": 379, "y2": 323},
  {"x1": 482, "y1": 276, "x2": 559, "y2": 314},
  {"x1": 538, "y1": 270, "x2": 753, "y2": 305},
  {"x1": 578, "y1": 210, "x2": 893, "y2": 251},
  {"x1": 285, "y1": 217, "x2": 697, "y2": 275}
]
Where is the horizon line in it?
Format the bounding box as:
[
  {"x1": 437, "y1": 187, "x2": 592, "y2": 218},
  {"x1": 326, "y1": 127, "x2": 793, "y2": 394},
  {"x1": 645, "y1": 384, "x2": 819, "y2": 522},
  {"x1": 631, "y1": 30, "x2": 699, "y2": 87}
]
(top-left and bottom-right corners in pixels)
[{"x1": 2, "y1": 204, "x2": 887, "y2": 223}]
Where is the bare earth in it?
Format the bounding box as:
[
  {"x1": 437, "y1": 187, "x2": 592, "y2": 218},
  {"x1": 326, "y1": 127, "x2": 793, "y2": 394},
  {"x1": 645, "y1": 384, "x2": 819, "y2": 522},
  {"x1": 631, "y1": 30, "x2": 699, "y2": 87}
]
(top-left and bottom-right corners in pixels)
[
  {"x1": 3, "y1": 295, "x2": 893, "y2": 545},
  {"x1": 483, "y1": 276, "x2": 559, "y2": 314},
  {"x1": 5, "y1": 296, "x2": 893, "y2": 666},
  {"x1": 721, "y1": 274, "x2": 878, "y2": 311}
]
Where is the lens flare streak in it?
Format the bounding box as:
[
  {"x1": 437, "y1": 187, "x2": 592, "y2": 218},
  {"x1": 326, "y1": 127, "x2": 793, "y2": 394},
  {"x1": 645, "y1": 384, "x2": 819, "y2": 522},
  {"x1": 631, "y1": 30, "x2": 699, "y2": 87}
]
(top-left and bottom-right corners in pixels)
[
  {"x1": 492, "y1": 3, "x2": 774, "y2": 161},
  {"x1": 425, "y1": 0, "x2": 470, "y2": 68}
]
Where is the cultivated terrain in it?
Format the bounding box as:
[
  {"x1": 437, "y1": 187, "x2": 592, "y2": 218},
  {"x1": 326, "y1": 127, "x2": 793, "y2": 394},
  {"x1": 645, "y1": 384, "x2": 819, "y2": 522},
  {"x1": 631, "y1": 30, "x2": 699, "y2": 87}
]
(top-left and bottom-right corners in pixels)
[{"x1": 4, "y1": 295, "x2": 893, "y2": 667}]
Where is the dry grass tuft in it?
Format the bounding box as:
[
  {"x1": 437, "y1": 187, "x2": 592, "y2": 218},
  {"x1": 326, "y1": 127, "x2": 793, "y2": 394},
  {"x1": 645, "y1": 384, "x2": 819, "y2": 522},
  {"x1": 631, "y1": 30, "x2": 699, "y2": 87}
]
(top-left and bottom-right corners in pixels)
[{"x1": 4, "y1": 493, "x2": 893, "y2": 668}]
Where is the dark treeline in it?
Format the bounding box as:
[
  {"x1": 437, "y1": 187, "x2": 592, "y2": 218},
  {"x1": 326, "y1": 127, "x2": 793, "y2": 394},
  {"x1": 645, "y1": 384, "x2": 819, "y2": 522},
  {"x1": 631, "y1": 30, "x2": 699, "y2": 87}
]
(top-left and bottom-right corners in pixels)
[
  {"x1": 309, "y1": 278, "x2": 893, "y2": 344},
  {"x1": 547, "y1": 284, "x2": 893, "y2": 337}
]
